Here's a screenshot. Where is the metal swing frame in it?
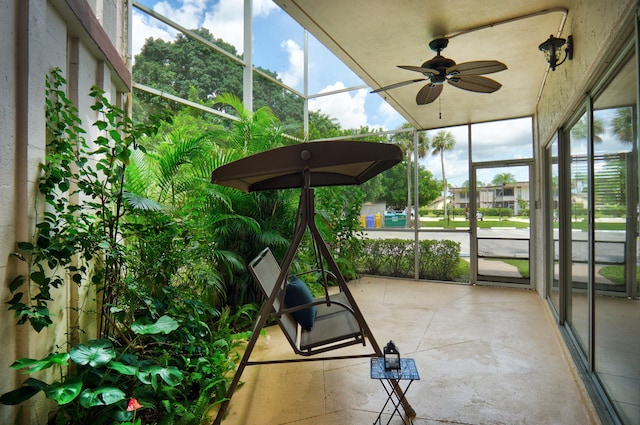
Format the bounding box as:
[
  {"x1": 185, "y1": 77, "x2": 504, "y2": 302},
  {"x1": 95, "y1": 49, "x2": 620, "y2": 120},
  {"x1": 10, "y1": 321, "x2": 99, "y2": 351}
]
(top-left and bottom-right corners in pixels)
[{"x1": 210, "y1": 141, "x2": 415, "y2": 424}]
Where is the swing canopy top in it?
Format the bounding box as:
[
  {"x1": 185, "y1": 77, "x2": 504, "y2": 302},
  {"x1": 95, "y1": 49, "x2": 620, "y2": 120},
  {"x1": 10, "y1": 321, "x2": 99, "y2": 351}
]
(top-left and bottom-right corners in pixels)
[{"x1": 210, "y1": 141, "x2": 402, "y2": 192}]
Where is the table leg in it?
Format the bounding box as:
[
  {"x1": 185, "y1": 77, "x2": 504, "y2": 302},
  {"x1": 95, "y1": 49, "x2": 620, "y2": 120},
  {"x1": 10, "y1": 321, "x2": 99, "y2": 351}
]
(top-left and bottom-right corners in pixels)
[{"x1": 373, "y1": 379, "x2": 414, "y2": 425}]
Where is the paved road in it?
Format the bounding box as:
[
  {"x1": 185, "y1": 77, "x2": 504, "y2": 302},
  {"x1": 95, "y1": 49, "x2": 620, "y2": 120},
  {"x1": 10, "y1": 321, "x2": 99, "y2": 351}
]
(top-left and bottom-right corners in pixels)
[{"x1": 362, "y1": 227, "x2": 628, "y2": 263}]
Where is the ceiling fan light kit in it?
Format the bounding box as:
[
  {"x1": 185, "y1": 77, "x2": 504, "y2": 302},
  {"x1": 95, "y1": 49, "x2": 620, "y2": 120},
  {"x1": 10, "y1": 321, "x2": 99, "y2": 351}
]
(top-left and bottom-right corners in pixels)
[
  {"x1": 371, "y1": 37, "x2": 507, "y2": 105},
  {"x1": 538, "y1": 34, "x2": 573, "y2": 71}
]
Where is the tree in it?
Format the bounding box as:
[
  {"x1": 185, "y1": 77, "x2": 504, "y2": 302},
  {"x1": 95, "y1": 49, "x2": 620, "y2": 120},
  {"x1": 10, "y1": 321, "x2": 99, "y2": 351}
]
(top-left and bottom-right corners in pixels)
[
  {"x1": 133, "y1": 28, "x2": 304, "y2": 126},
  {"x1": 361, "y1": 162, "x2": 440, "y2": 209},
  {"x1": 491, "y1": 172, "x2": 516, "y2": 186},
  {"x1": 570, "y1": 115, "x2": 604, "y2": 142},
  {"x1": 430, "y1": 130, "x2": 456, "y2": 220},
  {"x1": 390, "y1": 123, "x2": 429, "y2": 213},
  {"x1": 612, "y1": 107, "x2": 633, "y2": 143},
  {"x1": 304, "y1": 110, "x2": 343, "y2": 140}
]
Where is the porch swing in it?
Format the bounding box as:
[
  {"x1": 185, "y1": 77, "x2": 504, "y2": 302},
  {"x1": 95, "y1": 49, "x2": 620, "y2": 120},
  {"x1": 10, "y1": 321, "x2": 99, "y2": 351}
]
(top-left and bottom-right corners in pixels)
[{"x1": 210, "y1": 140, "x2": 415, "y2": 424}]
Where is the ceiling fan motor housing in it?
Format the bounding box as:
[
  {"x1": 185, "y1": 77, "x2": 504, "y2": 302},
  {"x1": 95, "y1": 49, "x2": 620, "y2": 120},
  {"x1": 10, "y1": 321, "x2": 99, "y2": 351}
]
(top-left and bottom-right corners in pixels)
[
  {"x1": 422, "y1": 56, "x2": 456, "y2": 83},
  {"x1": 372, "y1": 37, "x2": 506, "y2": 104}
]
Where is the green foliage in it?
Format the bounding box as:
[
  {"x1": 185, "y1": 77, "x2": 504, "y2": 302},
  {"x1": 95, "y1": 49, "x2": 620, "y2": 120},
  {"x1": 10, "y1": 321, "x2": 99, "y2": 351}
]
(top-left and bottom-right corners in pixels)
[
  {"x1": 612, "y1": 107, "x2": 633, "y2": 142},
  {"x1": 361, "y1": 162, "x2": 441, "y2": 209},
  {"x1": 133, "y1": 28, "x2": 304, "y2": 127},
  {"x1": 491, "y1": 172, "x2": 517, "y2": 186},
  {"x1": 3, "y1": 69, "x2": 264, "y2": 425},
  {"x1": 489, "y1": 259, "x2": 530, "y2": 278},
  {"x1": 355, "y1": 238, "x2": 462, "y2": 281},
  {"x1": 1, "y1": 334, "x2": 182, "y2": 422},
  {"x1": 311, "y1": 185, "x2": 366, "y2": 280},
  {"x1": 7, "y1": 68, "x2": 167, "y2": 333},
  {"x1": 305, "y1": 110, "x2": 343, "y2": 140},
  {"x1": 418, "y1": 240, "x2": 462, "y2": 280},
  {"x1": 6, "y1": 66, "x2": 410, "y2": 424},
  {"x1": 479, "y1": 207, "x2": 513, "y2": 218},
  {"x1": 598, "y1": 264, "x2": 640, "y2": 286}
]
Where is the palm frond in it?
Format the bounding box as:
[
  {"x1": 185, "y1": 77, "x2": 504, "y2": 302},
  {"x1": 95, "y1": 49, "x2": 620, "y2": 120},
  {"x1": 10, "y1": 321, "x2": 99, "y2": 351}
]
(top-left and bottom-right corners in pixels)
[
  {"x1": 125, "y1": 149, "x2": 156, "y2": 197},
  {"x1": 122, "y1": 190, "x2": 164, "y2": 211}
]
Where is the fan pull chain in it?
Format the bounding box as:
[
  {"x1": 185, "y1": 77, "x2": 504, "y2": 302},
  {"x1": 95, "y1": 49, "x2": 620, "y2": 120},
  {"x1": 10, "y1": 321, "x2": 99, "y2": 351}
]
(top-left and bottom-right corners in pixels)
[{"x1": 439, "y1": 96, "x2": 442, "y2": 119}]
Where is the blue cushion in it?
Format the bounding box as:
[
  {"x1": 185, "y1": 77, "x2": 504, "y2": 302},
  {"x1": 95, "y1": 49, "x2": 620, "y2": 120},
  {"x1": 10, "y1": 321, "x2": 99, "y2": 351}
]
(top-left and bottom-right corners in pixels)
[{"x1": 285, "y1": 275, "x2": 316, "y2": 330}]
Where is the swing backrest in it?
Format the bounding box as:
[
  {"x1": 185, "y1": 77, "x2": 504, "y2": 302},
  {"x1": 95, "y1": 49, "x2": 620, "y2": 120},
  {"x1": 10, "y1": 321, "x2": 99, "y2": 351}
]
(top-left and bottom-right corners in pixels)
[
  {"x1": 248, "y1": 248, "x2": 366, "y2": 356},
  {"x1": 248, "y1": 248, "x2": 299, "y2": 348}
]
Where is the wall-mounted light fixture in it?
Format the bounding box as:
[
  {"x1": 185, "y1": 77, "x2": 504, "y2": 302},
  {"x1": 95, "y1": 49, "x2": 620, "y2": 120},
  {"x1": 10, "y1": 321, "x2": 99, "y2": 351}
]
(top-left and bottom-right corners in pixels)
[{"x1": 538, "y1": 34, "x2": 573, "y2": 71}]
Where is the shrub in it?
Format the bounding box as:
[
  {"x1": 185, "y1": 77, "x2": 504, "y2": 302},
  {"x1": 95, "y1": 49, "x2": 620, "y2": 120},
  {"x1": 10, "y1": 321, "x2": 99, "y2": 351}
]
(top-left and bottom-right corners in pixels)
[
  {"x1": 356, "y1": 238, "x2": 461, "y2": 281},
  {"x1": 418, "y1": 240, "x2": 461, "y2": 280}
]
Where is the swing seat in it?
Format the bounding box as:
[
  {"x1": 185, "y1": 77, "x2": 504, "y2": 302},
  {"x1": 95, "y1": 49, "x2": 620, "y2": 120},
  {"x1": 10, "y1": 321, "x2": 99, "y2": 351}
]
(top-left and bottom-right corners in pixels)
[{"x1": 249, "y1": 248, "x2": 366, "y2": 356}]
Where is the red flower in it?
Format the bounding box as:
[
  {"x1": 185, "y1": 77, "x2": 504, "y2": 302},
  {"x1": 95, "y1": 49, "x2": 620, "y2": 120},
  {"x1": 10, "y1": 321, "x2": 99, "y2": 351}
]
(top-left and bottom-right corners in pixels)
[{"x1": 127, "y1": 397, "x2": 143, "y2": 412}]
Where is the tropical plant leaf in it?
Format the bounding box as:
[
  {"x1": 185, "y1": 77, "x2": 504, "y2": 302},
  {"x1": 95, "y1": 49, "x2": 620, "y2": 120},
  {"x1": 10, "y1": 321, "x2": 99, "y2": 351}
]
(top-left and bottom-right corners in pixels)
[
  {"x1": 122, "y1": 190, "x2": 164, "y2": 211},
  {"x1": 113, "y1": 410, "x2": 134, "y2": 421},
  {"x1": 78, "y1": 387, "x2": 125, "y2": 407},
  {"x1": 0, "y1": 378, "x2": 48, "y2": 405},
  {"x1": 137, "y1": 365, "x2": 183, "y2": 390},
  {"x1": 131, "y1": 315, "x2": 179, "y2": 335},
  {"x1": 10, "y1": 353, "x2": 70, "y2": 373},
  {"x1": 44, "y1": 379, "x2": 82, "y2": 405},
  {"x1": 108, "y1": 361, "x2": 138, "y2": 376},
  {"x1": 70, "y1": 339, "x2": 115, "y2": 367}
]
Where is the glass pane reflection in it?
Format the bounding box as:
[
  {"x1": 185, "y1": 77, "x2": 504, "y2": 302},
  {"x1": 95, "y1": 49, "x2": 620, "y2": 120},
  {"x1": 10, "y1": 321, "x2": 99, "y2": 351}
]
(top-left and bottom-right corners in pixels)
[
  {"x1": 592, "y1": 51, "x2": 639, "y2": 424},
  {"x1": 567, "y1": 112, "x2": 589, "y2": 356}
]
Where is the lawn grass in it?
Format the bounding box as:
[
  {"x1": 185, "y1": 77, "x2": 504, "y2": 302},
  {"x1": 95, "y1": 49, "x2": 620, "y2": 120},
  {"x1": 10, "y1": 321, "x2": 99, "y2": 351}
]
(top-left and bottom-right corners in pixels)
[
  {"x1": 455, "y1": 258, "x2": 470, "y2": 280},
  {"x1": 421, "y1": 218, "x2": 627, "y2": 231},
  {"x1": 598, "y1": 264, "x2": 640, "y2": 285},
  {"x1": 552, "y1": 221, "x2": 627, "y2": 231},
  {"x1": 491, "y1": 258, "x2": 530, "y2": 278}
]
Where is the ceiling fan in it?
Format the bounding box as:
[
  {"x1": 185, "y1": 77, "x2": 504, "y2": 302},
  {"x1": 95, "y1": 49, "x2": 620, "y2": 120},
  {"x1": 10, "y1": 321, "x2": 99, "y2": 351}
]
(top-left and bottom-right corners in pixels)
[{"x1": 371, "y1": 38, "x2": 507, "y2": 105}]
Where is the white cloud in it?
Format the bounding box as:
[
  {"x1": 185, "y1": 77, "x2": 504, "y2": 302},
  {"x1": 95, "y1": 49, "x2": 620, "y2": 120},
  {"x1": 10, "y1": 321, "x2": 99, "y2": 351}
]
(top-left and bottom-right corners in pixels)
[
  {"x1": 470, "y1": 118, "x2": 533, "y2": 161},
  {"x1": 202, "y1": 0, "x2": 243, "y2": 53},
  {"x1": 278, "y1": 39, "x2": 304, "y2": 89},
  {"x1": 201, "y1": 0, "x2": 279, "y2": 54},
  {"x1": 131, "y1": 0, "x2": 210, "y2": 60},
  {"x1": 131, "y1": 10, "x2": 176, "y2": 59},
  {"x1": 309, "y1": 82, "x2": 370, "y2": 129},
  {"x1": 377, "y1": 101, "x2": 404, "y2": 130},
  {"x1": 253, "y1": 0, "x2": 279, "y2": 17},
  {"x1": 154, "y1": 0, "x2": 207, "y2": 29},
  {"x1": 133, "y1": 0, "x2": 280, "y2": 58}
]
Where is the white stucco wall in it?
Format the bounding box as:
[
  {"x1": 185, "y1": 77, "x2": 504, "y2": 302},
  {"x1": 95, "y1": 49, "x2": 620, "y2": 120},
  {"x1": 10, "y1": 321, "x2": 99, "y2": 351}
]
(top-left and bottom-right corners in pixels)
[
  {"x1": 0, "y1": 0, "x2": 20, "y2": 421},
  {"x1": 0, "y1": 0, "x2": 128, "y2": 423},
  {"x1": 536, "y1": 0, "x2": 637, "y2": 144}
]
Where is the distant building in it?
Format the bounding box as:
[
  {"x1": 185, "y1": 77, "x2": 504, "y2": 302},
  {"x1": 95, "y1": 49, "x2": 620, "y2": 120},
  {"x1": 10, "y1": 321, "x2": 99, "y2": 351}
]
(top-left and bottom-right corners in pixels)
[{"x1": 449, "y1": 182, "x2": 531, "y2": 214}]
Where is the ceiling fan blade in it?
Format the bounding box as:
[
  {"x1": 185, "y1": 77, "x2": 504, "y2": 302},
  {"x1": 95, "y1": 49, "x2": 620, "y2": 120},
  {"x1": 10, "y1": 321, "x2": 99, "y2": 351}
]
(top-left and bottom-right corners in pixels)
[
  {"x1": 371, "y1": 78, "x2": 427, "y2": 93},
  {"x1": 398, "y1": 65, "x2": 440, "y2": 75},
  {"x1": 448, "y1": 75, "x2": 502, "y2": 93},
  {"x1": 416, "y1": 83, "x2": 443, "y2": 105},
  {"x1": 448, "y1": 60, "x2": 507, "y2": 76}
]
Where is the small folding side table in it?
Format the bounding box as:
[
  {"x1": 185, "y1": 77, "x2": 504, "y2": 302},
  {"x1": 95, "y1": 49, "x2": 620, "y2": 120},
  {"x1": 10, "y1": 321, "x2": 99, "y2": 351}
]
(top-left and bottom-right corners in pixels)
[{"x1": 370, "y1": 357, "x2": 420, "y2": 425}]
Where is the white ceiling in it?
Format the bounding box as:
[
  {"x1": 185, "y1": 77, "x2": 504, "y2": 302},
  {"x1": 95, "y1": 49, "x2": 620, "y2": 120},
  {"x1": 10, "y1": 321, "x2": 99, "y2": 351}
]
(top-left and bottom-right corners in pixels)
[{"x1": 274, "y1": 0, "x2": 573, "y2": 130}]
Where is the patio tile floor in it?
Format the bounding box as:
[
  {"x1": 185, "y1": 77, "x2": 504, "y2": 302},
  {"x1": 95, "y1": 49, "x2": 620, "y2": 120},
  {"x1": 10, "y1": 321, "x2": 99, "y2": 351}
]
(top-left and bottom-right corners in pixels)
[{"x1": 212, "y1": 276, "x2": 600, "y2": 425}]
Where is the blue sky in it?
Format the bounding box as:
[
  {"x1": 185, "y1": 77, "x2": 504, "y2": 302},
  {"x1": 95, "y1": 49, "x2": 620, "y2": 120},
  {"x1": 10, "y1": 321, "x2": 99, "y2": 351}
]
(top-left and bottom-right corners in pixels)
[
  {"x1": 131, "y1": 0, "x2": 404, "y2": 132},
  {"x1": 131, "y1": 1, "x2": 630, "y2": 187}
]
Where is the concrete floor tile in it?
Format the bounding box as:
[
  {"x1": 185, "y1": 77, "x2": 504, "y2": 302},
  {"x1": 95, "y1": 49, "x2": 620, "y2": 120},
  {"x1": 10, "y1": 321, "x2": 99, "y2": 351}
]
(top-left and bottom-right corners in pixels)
[{"x1": 216, "y1": 277, "x2": 598, "y2": 425}]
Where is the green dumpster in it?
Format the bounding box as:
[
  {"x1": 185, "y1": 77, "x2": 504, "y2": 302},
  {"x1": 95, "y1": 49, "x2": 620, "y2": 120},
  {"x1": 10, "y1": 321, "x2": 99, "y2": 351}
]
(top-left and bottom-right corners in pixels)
[{"x1": 383, "y1": 212, "x2": 406, "y2": 227}]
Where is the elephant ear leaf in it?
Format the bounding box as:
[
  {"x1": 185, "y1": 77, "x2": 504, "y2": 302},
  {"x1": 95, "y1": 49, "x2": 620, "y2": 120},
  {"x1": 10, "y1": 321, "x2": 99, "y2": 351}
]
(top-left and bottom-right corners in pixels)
[
  {"x1": 79, "y1": 387, "x2": 125, "y2": 408},
  {"x1": 44, "y1": 379, "x2": 83, "y2": 405},
  {"x1": 137, "y1": 365, "x2": 183, "y2": 390},
  {"x1": 70, "y1": 339, "x2": 115, "y2": 367},
  {"x1": 131, "y1": 315, "x2": 179, "y2": 335}
]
